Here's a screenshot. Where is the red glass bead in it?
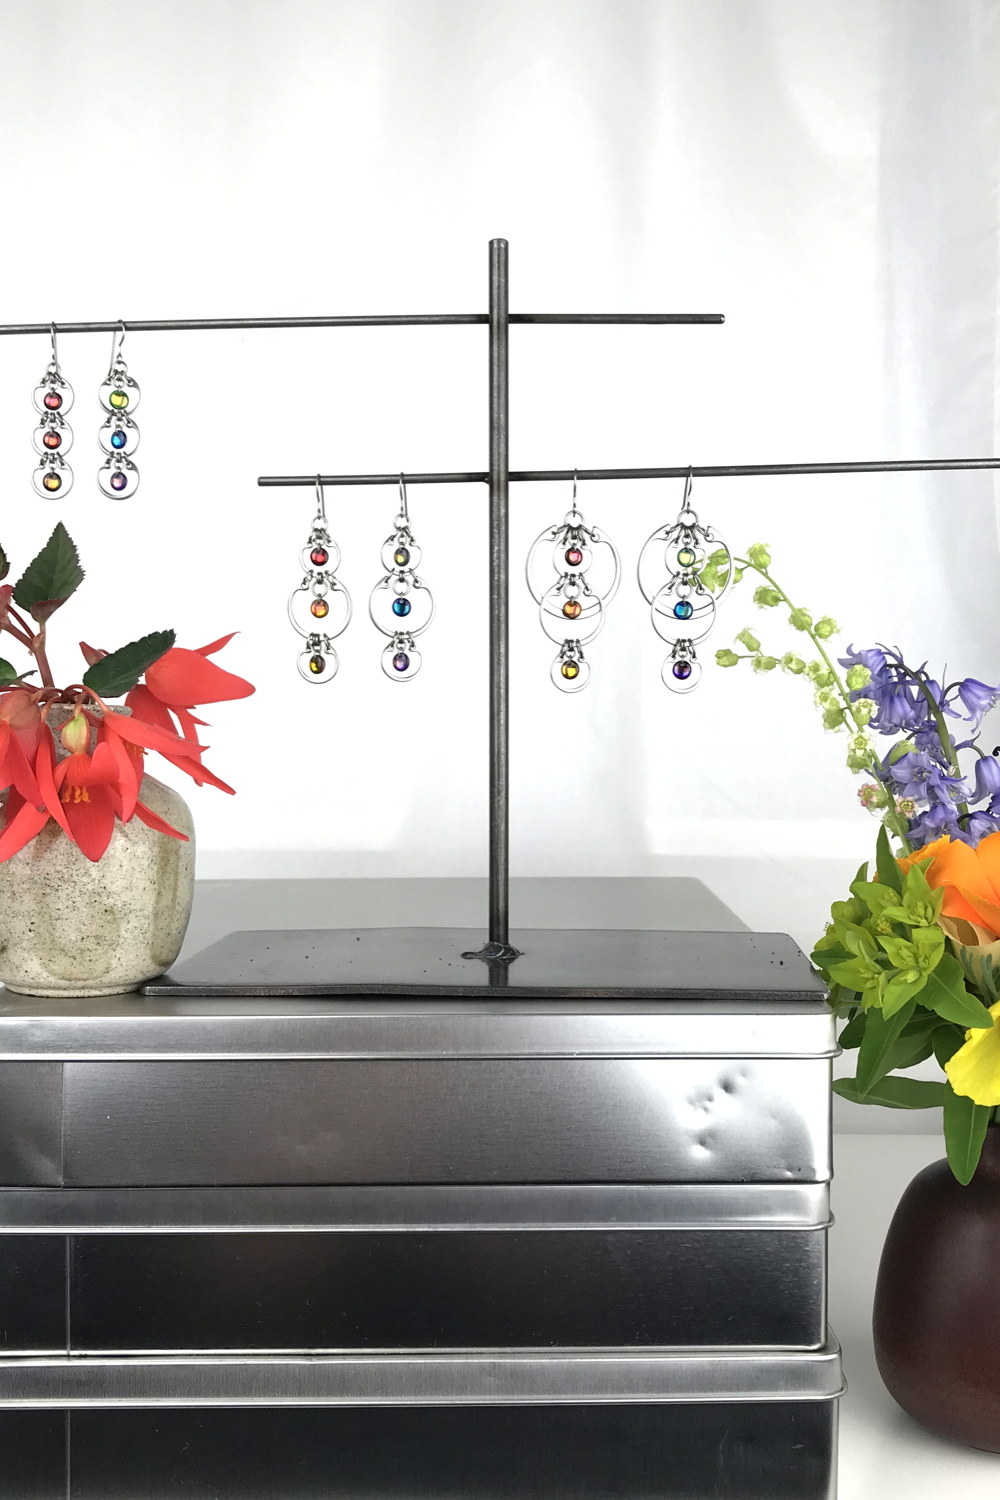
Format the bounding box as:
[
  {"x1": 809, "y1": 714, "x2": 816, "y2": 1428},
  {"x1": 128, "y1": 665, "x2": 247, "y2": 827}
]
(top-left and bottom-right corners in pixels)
[
  {"x1": 562, "y1": 598, "x2": 582, "y2": 619},
  {"x1": 43, "y1": 429, "x2": 61, "y2": 450},
  {"x1": 566, "y1": 547, "x2": 584, "y2": 567},
  {"x1": 310, "y1": 547, "x2": 329, "y2": 567},
  {"x1": 43, "y1": 390, "x2": 62, "y2": 411}
]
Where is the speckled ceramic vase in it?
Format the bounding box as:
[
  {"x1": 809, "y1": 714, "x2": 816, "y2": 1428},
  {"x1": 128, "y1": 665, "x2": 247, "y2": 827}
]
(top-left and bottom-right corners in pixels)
[{"x1": 0, "y1": 709, "x2": 195, "y2": 998}]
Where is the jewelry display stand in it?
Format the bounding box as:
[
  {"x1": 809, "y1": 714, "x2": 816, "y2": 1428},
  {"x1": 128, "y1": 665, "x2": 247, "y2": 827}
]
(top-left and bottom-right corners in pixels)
[{"x1": 0, "y1": 240, "x2": 997, "y2": 1497}]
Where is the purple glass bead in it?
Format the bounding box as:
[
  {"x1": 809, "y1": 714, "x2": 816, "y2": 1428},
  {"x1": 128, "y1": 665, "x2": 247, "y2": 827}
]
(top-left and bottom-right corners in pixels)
[
  {"x1": 110, "y1": 471, "x2": 128, "y2": 492},
  {"x1": 672, "y1": 660, "x2": 693, "y2": 680},
  {"x1": 392, "y1": 651, "x2": 410, "y2": 672}
]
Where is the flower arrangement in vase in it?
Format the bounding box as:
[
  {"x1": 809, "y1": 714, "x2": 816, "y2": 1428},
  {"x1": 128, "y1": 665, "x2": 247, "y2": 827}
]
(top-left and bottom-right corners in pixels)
[
  {"x1": 0, "y1": 522, "x2": 253, "y2": 997},
  {"x1": 704, "y1": 541, "x2": 1000, "y2": 1450}
]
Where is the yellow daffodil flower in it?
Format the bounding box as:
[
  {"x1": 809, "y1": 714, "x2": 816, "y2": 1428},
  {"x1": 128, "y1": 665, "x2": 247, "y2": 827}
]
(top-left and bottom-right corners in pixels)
[{"x1": 945, "y1": 998, "x2": 1000, "y2": 1106}]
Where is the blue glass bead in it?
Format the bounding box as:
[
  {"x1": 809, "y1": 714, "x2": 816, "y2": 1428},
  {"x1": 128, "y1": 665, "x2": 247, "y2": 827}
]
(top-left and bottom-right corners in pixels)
[
  {"x1": 673, "y1": 660, "x2": 693, "y2": 680},
  {"x1": 673, "y1": 600, "x2": 694, "y2": 620},
  {"x1": 110, "y1": 428, "x2": 127, "y2": 449},
  {"x1": 392, "y1": 651, "x2": 410, "y2": 672},
  {"x1": 392, "y1": 597, "x2": 411, "y2": 617}
]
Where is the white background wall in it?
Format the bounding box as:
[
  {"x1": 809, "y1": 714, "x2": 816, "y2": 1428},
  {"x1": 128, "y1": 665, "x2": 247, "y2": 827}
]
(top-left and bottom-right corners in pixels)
[{"x1": 0, "y1": 0, "x2": 998, "y2": 953}]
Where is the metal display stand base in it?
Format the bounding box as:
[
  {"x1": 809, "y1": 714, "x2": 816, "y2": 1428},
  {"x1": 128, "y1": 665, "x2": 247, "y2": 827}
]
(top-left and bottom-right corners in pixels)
[{"x1": 145, "y1": 925, "x2": 826, "y2": 998}]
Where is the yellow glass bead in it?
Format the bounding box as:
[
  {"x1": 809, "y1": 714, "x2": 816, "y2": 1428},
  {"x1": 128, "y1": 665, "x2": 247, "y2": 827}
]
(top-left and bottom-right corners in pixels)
[
  {"x1": 109, "y1": 389, "x2": 129, "y2": 409},
  {"x1": 561, "y1": 661, "x2": 580, "y2": 680}
]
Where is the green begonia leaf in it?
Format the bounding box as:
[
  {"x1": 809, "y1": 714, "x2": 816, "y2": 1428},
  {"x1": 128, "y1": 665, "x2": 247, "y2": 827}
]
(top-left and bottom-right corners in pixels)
[
  {"x1": 82, "y1": 630, "x2": 176, "y2": 699},
  {"x1": 12, "y1": 523, "x2": 84, "y2": 622}
]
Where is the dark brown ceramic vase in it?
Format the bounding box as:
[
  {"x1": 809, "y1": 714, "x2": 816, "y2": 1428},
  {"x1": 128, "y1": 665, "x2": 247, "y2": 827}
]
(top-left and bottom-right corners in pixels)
[{"x1": 874, "y1": 1123, "x2": 1000, "y2": 1450}]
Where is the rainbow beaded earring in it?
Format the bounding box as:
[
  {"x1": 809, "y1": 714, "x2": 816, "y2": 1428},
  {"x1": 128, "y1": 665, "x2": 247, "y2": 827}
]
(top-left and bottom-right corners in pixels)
[
  {"x1": 98, "y1": 322, "x2": 140, "y2": 498},
  {"x1": 637, "y1": 469, "x2": 733, "y2": 692},
  {"x1": 288, "y1": 475, "x2": 352, "y2": 681},
  {"x1": 368, "y1": 475, "x2": 435, "y2": 680},
  {"x1": 31, "y1": 323, "x2": 74, "y2": 498},
  {"x1": 525, "y1": 472, "x2": 620, "y2": 692}
]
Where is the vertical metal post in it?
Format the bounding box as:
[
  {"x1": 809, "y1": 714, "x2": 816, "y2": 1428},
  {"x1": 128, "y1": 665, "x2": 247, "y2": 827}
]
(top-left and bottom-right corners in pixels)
[{"x1": 488, "y1": 239, "x2": 517, "y2": 956}]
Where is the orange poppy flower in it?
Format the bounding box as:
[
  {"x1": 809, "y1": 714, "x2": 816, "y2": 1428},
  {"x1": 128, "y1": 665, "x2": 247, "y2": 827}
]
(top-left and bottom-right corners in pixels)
[{"x1": 898, "y1": 832, "x2": 1000, "y2": 944}]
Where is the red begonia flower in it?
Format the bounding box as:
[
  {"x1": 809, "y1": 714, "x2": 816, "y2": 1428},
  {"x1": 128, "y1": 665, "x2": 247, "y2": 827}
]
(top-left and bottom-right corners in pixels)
[{"x1": 52, "y1": 741, "x2": 122, "y2": 862}]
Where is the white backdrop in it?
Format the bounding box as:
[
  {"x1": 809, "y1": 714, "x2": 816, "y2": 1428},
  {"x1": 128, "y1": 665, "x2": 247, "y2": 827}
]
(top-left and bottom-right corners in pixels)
[{"x1": 0, "y1": 0, "x2": 998, "y2": 951}]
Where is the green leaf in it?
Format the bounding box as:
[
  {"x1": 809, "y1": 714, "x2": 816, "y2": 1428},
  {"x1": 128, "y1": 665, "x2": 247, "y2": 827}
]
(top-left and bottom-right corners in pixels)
[
  {"x1": 932, "y1": 1025, "x2": 965, "y2": 1068},
  {"x1": 856, "y1": 998, "x2": 916, "y2": 1095},
  {"x1": 838, "y1": 1011, "x2": 866, "y2": 1050},
  {"x1": 883, "y1": 1029, "x2": 934, "y2": 1073},
  {"x1": 0, "y1": 657, "x2": 21, "y2": 687},
  {"x1": 920, "y1": 953, "x2": 993, "y2": 1029},
  {"x1": 875, "y1": 825, "x2": 903, "y2": 894},
  {"x1": 943, "y1": 1082, "x2": 992, "y2": 1184},
  {"x1": 880, "y1": 971, "x2": 927, "y2": 1018},
  {"x1": 82, "y1": 630, "x2": 176, "y2": 699},
  {"x1": 0, "y1": 542, "x2": 8, "y2": 582},
  {"x1": 834, "y1": 1075, "x2": 945, "y2": 1110},
  {"x1": 811, "y1": 942, "x2": 854, "y2": 972},
  {"x1": 12, "y1": 523, "x2": 84, "y2": 622}
]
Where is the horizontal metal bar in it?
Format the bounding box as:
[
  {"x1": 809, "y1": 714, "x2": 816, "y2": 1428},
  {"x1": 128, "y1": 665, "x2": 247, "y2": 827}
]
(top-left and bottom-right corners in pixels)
[
  {"x1": 0, "y1": 312, "x2": 721, "y2": 336},
  {"x1": 0, "y1": 1183, "x2": 831, "y2": 1233},
  {"x1": 258, "y1": 456, "x2": 1000, "y2": 487},
  {"x1": 0, "y1": 1339, "x2": 844, "y2": 1407}
]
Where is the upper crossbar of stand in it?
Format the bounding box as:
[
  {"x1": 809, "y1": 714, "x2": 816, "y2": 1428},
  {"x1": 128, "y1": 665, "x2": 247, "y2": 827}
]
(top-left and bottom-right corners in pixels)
[
  {"x1": 0, "y1": 313, "x2": 724, "y2": 335},
  {"x1": 259, "y1": 457, "x2": 1000, "y2": 486}
]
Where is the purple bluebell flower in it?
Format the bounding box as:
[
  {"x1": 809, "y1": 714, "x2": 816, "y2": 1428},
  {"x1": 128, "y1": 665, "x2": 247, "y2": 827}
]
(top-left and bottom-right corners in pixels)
[
  {"x1": 887, "y1": 750, "x2": 967, "y2": 805},
  {"x1": 973, "y1": 754, "x2": 1000, "y2": 803},
  {"x1": 965, "y1": 810, "x2": 1000, "y2": 843},
  {"x1": 839, "y1": 645, "x2": 888, "y2": 677},
  {"x1": 955, "y1": 678, "x2": 1000, "y2": 728},
  {"x1": 906, "y1": 801, "x2": 963, "y2": 848}
]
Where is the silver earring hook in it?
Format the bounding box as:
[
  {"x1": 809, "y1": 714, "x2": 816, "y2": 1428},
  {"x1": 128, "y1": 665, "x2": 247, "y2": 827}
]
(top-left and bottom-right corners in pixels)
[
  {"x1": 314, "y1": 474, "x2": 327, "y2": 524},
  {"x1": 107, "y1": 320, "x2": 126, "y2": 378},
  {"x1": 397, "y1": 472, "x2": 410, "y2": 528},
  {"x1": 679, "y1": 466, "x2": 698, "y2": 524},
  {"x1": 571, "y1": 469, "x2": 579, "y2": 517},
  {"x1": 49, "y1": 322, "x2": 59, "y2": 368}
]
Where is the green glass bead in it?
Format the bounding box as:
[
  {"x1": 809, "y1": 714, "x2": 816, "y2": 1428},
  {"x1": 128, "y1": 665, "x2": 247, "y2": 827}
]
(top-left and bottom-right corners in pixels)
[{"x1": 109, "y1": 389, "x2": 129, "y2": 409}]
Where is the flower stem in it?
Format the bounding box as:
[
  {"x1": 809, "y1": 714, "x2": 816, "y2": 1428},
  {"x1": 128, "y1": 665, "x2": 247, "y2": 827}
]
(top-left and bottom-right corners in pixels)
[
  {"x1": 30, "y1": 622, "x2": 55, "y2": 690},
  {"x1": 734, "y1": 556, "x2": 914, "y2": 854}
]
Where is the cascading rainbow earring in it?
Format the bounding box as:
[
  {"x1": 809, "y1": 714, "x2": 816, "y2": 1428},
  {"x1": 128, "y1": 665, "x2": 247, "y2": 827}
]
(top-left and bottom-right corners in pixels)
[
  {"x1": 288, "y1": 475, "x2": 352, "y2": 681},
  {"x1": 32, "y1": 323, "x2": 74, "y2": 498},
  {"x1": 525, "y1": 471, "x2": 620, "y2": 691},
  {"x1": 637, "y1": 468, "x2": 733, "y2": 692},
  {"x1": 98, "y1": 321, "x2": 140, "y2": 498},
  {"x1": 369, "y1": 475, "x2": 435, "y2": 680}
]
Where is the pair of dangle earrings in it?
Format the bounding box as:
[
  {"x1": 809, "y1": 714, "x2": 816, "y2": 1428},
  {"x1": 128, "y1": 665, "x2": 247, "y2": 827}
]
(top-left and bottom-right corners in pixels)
[
  {"x1": 288, "y1": 475, "x2": 434, "y2": 682},
  {"x1": 32, "y1": 322, "x2": 140, "y2": 499},
  {"x1": 526, "y1": 473, "x2": 621, "y2": 693}
]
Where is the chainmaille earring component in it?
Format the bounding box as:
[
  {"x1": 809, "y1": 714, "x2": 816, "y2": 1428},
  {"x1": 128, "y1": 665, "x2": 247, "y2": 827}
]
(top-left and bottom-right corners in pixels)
[
  {"x1": 637, "y1": 469, "x2": 733, "y2": 692},
  {"x1": 525, "y1": 472, "x2": 620, "y2": 692},
  {"x1": 288, "y1": 476, "x2": 352, "y2": 682},
  {"x1": 32, "y1": 323, "x2": 74, "y2": 498},
  {"x1": 98, "y1": 322, "x2": 140, "y2": 498},
  {"x1": 369, "y1": 475, "x2": 435, "y2": 680}
]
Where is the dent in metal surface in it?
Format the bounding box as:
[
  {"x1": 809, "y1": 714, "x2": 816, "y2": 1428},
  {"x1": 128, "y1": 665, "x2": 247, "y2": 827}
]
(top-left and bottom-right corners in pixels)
[
  {"x1": 69, "y1": 1228, "x2": 827, "y2": 1351},
  {"x1": 62, "y1": 1058, "x2": 831, "y2": 1185},
  {"x1": 0, "y1": 1182, "x2": 832, "y2": 1232},
  {"x1": 0, "y1": 1338, "x2": 844, "y2": 1406},
  {"x1": 0, "y1": 1063, "x2": 62, "y2": 1184},
  {"x1": 68, "y1": 1401, "x2": 837, "y2": 1499},
  {"x1": 0, "y1": 997, "x2": 837, "y2": 1060}
]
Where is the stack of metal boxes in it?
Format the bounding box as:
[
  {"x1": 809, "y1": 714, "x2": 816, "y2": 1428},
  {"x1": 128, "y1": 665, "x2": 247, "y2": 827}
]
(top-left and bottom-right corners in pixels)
[{"x1": 0, "y1": 928, "x2": 840, "y2": 1498}]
